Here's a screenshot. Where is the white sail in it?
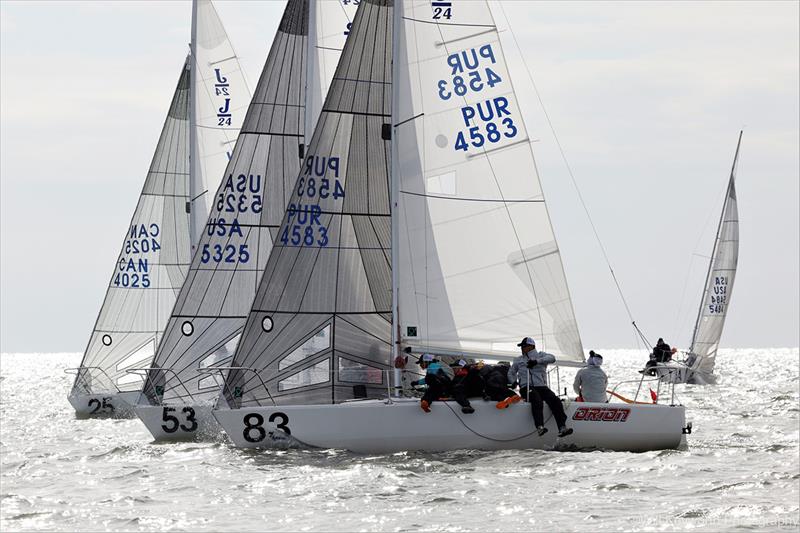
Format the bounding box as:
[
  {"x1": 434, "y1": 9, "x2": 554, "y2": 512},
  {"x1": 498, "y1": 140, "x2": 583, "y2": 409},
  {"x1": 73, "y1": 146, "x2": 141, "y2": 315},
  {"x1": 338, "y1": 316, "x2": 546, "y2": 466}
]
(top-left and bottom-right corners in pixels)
[
  {"x1": 71, "y1": 61, "x2": 192, "y2": 395},
  {"x1": 394, "y1": 0, "x2": 583, "y2": 362},
  {"x1": 190, "y1": 0, "x2": 251, "y2": 249},
  {"x1": 222, "y1": 0, "x2": 394, "y2": 409},
  {"x1": 688, "y1": 132, "x2": 741, "y2": 376},
  {"x1": 142, "y1": 0, "x2": 314, "y2": 405}
]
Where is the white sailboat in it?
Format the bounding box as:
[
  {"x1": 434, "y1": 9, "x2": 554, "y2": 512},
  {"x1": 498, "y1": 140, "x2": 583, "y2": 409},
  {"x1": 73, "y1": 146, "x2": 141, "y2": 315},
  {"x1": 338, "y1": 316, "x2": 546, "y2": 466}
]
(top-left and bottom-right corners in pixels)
[
  {"x1": 212, "y1": 0, "x2": 688, "y2": 453},
  {"x1": 653, "y1": 132, "x2": 742, "y2": 385},
  {"x1": 134, "y1": 0, "x2": 357, "y2": 441},
  {"x1": 66, "y1": 0, "x2": 249, "y2": 418}
]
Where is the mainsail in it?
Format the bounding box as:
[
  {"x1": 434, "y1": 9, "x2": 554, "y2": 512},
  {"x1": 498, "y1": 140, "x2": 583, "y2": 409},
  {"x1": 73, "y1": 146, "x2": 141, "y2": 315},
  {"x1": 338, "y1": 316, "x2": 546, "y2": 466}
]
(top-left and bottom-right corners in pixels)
[
  {"x1": 190, "y1": 0, "x2": 251, "y2": 249},
  {"x1": 223, "y1": 0, "x2": 394, "y2": 408},
  {"x1": 394, "y1": 0, "x2": 584, "y2": 362},
  {"x1": 71, "y1": 61, "x2": 192, "y2": 396},
  {"x1": 688, "y1": 132, "x2": 741, "y2": 376},
  {"x1": 142, "y1": 0, "x2": 313, "y2": 405}
]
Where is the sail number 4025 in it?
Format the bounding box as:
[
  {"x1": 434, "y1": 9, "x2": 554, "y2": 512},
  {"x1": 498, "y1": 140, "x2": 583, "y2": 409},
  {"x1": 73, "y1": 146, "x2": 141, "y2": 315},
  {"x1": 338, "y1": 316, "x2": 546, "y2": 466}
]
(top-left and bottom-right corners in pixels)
[{"x1": 243, "y1": 412, "x2": 291, "y2": 443}]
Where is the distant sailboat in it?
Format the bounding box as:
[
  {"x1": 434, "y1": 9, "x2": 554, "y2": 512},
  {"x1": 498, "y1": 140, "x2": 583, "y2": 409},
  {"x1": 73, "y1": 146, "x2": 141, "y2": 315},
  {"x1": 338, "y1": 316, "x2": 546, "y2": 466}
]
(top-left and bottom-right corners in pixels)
[
  {"x1": 654, "y1": 132, "x2": 742, "y2": 385},
  {"x1": 134, "y1": 0, "x2": 357, "y2": 441},
  {"x1": 212, "y1": 0, "x2": 688, "y2": 453},
  {"x1": 67, "y1": 0, "x2": 249, "y2": 418}
]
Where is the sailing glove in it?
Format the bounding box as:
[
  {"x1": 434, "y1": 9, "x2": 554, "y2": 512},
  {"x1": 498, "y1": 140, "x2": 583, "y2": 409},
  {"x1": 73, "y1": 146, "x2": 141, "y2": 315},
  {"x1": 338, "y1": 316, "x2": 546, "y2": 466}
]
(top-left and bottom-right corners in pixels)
[{"x1": 526, "y1": 360, "x2": 538, "y2": 369}]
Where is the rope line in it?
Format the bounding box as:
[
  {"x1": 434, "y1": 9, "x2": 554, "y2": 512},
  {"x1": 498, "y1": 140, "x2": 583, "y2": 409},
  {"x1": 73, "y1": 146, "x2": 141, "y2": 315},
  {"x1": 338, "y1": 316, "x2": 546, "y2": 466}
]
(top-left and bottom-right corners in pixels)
[{"x1": 497, "y1": 2, "x2": 648, "y2": 348}]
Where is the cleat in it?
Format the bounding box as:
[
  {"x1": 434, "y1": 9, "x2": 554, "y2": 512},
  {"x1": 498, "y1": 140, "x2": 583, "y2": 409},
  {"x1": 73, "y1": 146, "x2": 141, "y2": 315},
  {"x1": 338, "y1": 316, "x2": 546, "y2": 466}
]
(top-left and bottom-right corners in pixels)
[
  {"x1": 537, "y1": 426, "x2": 548, "y2": 437},
  {"x1": 420, "y1": 400, "x2": 431, "y2": 413},
  {"x1": 461, "y1": 406, "x2": 475, "y2": 414},
  {"x1": 558, "y1": 427, "x2": 574, "y2": 438}
]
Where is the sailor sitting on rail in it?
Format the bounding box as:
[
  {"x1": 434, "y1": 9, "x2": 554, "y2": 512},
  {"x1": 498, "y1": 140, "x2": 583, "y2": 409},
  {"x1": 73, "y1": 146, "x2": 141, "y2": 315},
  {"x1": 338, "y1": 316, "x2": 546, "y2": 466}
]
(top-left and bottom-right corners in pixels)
[
  {"x1": 508, "y1": 337, "x2": 573, "y2": 438},
  {"x1": 573, "y1": 351, "x2": 608, "y2": 403}
]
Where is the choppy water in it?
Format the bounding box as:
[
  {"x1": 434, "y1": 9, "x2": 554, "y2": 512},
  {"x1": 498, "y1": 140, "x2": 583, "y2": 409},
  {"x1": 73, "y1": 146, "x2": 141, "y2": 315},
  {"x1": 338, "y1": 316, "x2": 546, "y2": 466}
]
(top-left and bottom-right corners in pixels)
[{"x1": 1, "y1": 349, "x2": 798, "y2": 532}]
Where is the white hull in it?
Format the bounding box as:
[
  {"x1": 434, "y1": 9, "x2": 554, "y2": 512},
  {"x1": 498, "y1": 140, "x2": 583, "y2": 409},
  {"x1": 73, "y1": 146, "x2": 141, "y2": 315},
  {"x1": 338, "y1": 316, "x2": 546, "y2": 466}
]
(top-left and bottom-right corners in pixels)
[
  {"x1": 68, "y1": 391, "x2": 139, "y2": 419},
  {"x1": 214, "y1": 398, "x2": 687, "y2": 453},
  {"x1": 653, "y1": 362, "x2": 716, "y2": 385},
  {"x1": 135, "y1": 403, "x2": 222, "y2": 442}
]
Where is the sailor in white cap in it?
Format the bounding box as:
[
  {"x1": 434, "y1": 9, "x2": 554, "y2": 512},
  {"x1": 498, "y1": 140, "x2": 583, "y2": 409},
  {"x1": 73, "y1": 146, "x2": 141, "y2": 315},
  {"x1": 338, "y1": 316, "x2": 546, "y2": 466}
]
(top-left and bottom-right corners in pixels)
[{"x1": 508, "y1": 337, "x2": 573, "y2": 437}]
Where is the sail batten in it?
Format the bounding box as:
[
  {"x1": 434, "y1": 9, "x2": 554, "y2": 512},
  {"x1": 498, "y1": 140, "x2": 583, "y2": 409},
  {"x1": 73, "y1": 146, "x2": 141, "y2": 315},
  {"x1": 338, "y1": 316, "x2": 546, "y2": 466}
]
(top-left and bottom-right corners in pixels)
[
  {"x1": 394, "y1": 0, "x2": 583, "y2": 362},
  {"x1": 189, "y1": 0, "x2": 251, "y2": 249},
  {"x1": 71, "y1": 61, "x2": 193, "y2": 396},
  {"x1": 223, "y1": 0, "x2": 395, "y2": 409},
  {"x1": 144, "y1": 0, "x2": 358, "y2": 406}
]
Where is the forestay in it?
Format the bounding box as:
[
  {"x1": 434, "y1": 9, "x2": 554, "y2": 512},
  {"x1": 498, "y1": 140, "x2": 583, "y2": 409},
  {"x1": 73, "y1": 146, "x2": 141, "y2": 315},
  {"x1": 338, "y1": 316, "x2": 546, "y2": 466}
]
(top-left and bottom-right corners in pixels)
[
  {"x1": 689, "y1": 133, "x2": 741, "y2": 376},
  {"x1": 394, "y1": 0, "x2": 583, "y2": 362},
  {"x1": 189, "y1": 0, "x2": 251, "y2": 248},
  {"x1": 223, "y1": 0, "x2": 394, "y2": 409},
  {"x1": 72, "y1": 62, "x2": 192, "y2": 396},
  {"x1": 143, "y1": 0, "x2": 311, "y2": 405}
]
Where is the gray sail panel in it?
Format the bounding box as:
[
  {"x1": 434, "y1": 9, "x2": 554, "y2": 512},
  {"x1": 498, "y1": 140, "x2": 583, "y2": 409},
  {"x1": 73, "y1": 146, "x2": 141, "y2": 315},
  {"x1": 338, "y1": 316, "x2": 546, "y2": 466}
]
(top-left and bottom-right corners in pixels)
[
  {"x1": 689, "y1": 176, "x2": 739, "y2": 376},
  {"x1": 224, "y1": 0, "x2": 394, "y2": 409},
  {"x1": 144, "y1": 0, "x2": 309, "y2": 405},
  {"x1": 73, "y1": 62, "x2": 192, "y2": 394}
]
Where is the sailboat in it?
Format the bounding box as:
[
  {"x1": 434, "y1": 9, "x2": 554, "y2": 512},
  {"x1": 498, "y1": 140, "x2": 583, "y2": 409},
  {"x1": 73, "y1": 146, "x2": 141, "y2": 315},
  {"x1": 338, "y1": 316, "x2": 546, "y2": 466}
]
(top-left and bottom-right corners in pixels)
[
  {"x1": 134, "y1": 0, "x2": 357, "y2": 441},
  {"x1": 653, "y1": 132, "x2": 742, "y2": 385},
  {"x1": 211, "y1": 0, "x2": 688, "y2": 453},
  {"x1": 66, "y1": 0, "x2": 249, "y2": 418}
]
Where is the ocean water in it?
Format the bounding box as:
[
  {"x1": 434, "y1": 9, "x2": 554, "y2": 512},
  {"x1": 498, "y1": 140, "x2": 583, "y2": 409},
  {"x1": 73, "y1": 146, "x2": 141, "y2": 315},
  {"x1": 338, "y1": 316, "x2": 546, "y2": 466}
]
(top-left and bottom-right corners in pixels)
[{"x1": 1, "y1": 349, "x2": 798, "y2": 532}]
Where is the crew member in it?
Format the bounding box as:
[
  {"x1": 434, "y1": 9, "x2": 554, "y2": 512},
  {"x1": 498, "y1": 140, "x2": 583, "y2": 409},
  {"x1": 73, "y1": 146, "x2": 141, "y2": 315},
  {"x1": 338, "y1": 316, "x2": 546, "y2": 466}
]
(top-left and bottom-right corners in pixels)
[
  {"x1": 652, "y1": 338, "x2": 674, "y2": 363},
  {"x1": 450, "y1": 359, "x2": 483, "y2": 414},
  {"x1": 508, "y1": 337, "x2": 573, "y2": 437},
  {"x1": 412, "y1": 353, "x2": 454, "y2": 413},
  {"x1": 478, "y1": 362, "x2": 520, "y2": 408},
  {"x1": 573, "y1": 350, "x2": 608, "y2": 403}
]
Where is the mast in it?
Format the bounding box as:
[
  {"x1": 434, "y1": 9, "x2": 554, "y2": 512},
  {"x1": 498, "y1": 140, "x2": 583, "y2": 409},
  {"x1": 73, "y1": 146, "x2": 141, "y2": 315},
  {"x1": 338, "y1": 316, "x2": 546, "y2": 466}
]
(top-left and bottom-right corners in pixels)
[
  {"x1": 390, "y1": 0, "x2": 402, "y2": 396},
  {"x1": 188, "y1": 0, "x2": 199, "y2": 252},
  {"x1": 689, "y1": 130, "x2": 742, "y2": 355}
]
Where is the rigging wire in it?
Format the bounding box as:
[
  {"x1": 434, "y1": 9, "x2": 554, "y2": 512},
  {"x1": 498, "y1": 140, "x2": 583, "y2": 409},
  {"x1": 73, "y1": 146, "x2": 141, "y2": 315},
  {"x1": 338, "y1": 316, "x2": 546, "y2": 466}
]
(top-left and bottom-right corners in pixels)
[{"x1": 497, "y1": 1, "x2": 650, "y2": 350}]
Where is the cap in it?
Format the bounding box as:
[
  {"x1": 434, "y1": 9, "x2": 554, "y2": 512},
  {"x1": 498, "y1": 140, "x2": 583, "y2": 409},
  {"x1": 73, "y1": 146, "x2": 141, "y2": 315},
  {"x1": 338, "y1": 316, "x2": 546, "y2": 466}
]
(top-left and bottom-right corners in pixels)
[
  {"x1": 416, "y1": 353, "x2": 435, "y2": 365},
  {"x1": 516, "y1": 337, "x2": 536, "y2": 347},
  {"x1": 457, "y1": 359, "x2": 468, "y2": 367}
]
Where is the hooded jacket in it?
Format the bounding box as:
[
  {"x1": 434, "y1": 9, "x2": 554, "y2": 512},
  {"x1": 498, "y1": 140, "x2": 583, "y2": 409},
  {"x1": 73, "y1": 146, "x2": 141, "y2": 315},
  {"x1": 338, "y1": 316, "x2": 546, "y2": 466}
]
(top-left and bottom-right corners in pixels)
[
  {"x1": 508, "y1": 349, "x2": 556, "y2": 388},
  {"x1": 573, "y1": 364, "x2": 608, "y2": 402}
]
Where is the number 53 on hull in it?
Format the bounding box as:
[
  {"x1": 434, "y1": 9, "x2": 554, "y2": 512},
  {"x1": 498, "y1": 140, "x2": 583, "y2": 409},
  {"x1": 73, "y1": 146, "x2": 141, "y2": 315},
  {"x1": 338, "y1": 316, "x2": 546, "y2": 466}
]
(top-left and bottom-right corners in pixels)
[{"x1": 135, "y1": 403, "x2": 223, "y2": 442}]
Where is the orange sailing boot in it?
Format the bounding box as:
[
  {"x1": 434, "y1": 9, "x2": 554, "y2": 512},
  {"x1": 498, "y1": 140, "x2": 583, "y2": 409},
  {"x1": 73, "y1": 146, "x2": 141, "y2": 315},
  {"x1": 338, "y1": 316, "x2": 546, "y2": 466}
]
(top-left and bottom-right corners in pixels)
[
  {"x1": 420, "y1": 400, "x2": 431, "y2": 413},
  {"x1": 496, "y1": 395, "x2": 522, "y2": 409}
]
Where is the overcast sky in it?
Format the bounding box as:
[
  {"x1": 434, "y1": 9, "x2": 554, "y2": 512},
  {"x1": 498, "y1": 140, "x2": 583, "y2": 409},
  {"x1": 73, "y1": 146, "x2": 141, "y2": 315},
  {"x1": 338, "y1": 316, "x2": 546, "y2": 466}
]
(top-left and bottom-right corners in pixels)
[{"x1": 1, "y1": 1, "x2": 798, "y2": 353}]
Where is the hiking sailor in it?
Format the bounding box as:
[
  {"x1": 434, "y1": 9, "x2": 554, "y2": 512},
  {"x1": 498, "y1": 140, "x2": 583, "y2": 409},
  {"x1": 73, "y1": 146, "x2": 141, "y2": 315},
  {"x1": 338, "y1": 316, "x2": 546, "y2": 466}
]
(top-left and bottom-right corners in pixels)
[
  {"x1": 412, "y1": 353, "x2": 455, "y2": 413},
  {"x1": 508, "y1": 337, "x2": 573, "y2": 437},
  {"x1": 479, "y1": 361, "x2": 520, "y2": 409},
  {"x1": 573, "y1": 350, "x2": 608, "y2": 403},
  {"x1": 450, "y1": 359, "x2": 483, "y2": 414}
]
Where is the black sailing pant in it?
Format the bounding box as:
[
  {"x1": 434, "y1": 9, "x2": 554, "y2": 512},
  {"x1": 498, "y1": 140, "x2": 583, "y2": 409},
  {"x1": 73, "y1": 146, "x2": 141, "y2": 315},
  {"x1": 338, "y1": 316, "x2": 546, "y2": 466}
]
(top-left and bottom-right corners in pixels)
[
  {"x1": 422, "y1": 374, "x2": 452, "y2": 406},
  {"x1": 451, "y1": 368, "x2": 483, "y2": 408},
  {"x1": 484, "y1": 382, "x2": 517, "y2": 402},
  {"x1": 520, "y1": 386, "x2": 568, "y2": 429}
]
